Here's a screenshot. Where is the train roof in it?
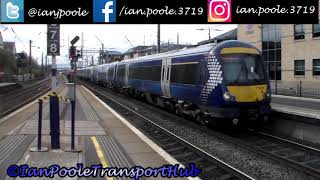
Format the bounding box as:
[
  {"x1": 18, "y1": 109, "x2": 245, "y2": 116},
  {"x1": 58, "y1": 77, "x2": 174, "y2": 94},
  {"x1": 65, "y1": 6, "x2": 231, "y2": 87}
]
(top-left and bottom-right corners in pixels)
[{"x1": 119, "y1": 43, "x2": 217, "y2": 64}]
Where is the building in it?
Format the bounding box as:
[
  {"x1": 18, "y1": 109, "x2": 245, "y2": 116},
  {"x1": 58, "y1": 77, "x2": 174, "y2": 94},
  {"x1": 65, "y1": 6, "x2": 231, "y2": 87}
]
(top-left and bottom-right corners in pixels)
[
  {"x1": 238, "y1": 24, "x2": 320, "y2": 82},
  {"x1": 106, "y1": 50, "x2": 123, "y2": 62},
  {"x1": 123, "y1": 46, "x2": 157, "y2": 59},
  {"x1": 3, "y1": 42, "x2": 16, "y2": 55}
]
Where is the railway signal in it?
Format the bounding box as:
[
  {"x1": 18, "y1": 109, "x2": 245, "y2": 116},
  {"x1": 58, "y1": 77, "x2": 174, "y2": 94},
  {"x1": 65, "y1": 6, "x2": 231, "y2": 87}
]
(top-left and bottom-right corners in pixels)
[
  {"x1": 15, "y1": 54, "x2": 22, "y2": 67},
  {"x1": 69, "y1": 46, "x2": 77, "y2": 59},
  {"x1": 70, "y1": 36, "x2": 79, "y2": 45}
]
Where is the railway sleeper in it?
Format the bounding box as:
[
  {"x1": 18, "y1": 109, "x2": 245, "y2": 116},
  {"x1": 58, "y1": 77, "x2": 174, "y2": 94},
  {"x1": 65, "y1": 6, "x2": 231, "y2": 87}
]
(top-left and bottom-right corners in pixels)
[
  {"x1": 184, "y1": 157, "x2": 205, "y2": 164},
  {"x1": 166, "y1": 146, "x2": 187, "y2": 153},
  {"x1": 158, "y1": 137, "x2": 171, "y2": 143},
  {"x1": 162, "y1": 142, "x2": 179, "y2": 148},
  {"x1": 300, "y1": 158, "x2": 320, "y2": 165},
  {"x1": 152, "y1": 134, "x2": 167, "y2": 139},
  {"x1": 172, "y1": 151, "x2": 195, "y2": 159}
]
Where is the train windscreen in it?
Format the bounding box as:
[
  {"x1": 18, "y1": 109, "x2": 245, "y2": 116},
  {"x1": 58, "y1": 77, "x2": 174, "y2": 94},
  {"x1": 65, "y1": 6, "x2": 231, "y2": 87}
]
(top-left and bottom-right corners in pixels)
[{"x1": 221, "y1": 54, "x2": 266, "y2": 85}]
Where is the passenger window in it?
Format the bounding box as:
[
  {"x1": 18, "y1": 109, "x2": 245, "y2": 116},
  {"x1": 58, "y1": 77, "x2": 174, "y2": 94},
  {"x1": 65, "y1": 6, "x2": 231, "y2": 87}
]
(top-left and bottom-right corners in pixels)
[{"x1": 170, "y1": 63, "x2": 197, "y2": 85}]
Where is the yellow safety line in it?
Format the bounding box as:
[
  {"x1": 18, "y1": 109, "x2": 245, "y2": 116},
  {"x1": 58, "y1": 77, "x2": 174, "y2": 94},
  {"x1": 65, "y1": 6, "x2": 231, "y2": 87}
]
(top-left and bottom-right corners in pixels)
[{"x1": 90, "y1": 136, "x2": 114, "y2": 180}]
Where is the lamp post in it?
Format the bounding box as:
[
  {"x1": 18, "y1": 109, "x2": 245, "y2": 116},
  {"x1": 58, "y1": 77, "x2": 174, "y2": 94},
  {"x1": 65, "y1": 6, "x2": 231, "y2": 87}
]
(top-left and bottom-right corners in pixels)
[
  {"x1": 196, "y1": 27, "x2": 211, "y2": 40},
  {"x1": 95, "y1": 35, "x2": 105, "y2": 64},
  {"x1": 196, "y1": 26, "x2": 223, "y2": 42}
]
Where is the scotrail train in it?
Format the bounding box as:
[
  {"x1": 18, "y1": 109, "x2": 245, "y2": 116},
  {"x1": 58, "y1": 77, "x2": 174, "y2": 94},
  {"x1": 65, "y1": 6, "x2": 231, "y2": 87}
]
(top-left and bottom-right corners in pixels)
[{"x1": 78, "y1": 40, "x2": 271, "y2": 127}]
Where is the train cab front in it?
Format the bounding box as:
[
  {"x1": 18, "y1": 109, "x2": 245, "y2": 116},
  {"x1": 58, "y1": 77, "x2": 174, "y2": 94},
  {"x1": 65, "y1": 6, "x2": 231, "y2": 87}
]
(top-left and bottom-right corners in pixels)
[{"x1": 205, "y1": 41, "x2": 271, "y2": 127}]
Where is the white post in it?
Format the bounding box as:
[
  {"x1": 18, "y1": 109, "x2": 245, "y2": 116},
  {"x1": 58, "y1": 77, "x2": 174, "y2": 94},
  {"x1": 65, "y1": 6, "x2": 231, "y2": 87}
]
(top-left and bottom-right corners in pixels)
[{"x1": 51, "y1": 55, "x2": 57, "y2": 91}]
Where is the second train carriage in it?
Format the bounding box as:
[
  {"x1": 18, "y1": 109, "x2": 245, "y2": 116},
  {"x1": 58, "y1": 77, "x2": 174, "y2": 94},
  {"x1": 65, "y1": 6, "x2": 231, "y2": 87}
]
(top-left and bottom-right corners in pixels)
[{"x1": 78, "y1": 40, "x2": 271, "y2": 126}]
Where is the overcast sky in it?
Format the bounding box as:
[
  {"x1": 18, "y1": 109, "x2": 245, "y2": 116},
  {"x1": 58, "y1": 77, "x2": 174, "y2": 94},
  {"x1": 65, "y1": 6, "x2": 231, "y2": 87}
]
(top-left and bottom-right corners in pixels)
[{"x1": 0, "y1": 24, "x2": 237, "y2": 66}]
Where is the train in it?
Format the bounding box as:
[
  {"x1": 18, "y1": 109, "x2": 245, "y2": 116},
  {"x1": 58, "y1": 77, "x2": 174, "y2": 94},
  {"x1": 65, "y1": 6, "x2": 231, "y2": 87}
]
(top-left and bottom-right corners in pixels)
[{"x1": 78, "y1": 40, "x2": 271, "y2": 127}]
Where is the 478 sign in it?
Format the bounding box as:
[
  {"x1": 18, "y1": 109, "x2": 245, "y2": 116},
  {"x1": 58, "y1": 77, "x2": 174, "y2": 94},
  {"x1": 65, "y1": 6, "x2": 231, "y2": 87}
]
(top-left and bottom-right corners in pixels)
[{"x1": 47, "y1": 24, "x2": 60, "y2": 56}]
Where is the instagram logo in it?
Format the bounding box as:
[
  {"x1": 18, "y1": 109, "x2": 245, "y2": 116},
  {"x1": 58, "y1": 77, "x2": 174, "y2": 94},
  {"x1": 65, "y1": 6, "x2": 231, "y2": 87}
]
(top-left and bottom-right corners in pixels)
[{"x1": 208, "y1": 0, "x2": 231, "y2": 22}]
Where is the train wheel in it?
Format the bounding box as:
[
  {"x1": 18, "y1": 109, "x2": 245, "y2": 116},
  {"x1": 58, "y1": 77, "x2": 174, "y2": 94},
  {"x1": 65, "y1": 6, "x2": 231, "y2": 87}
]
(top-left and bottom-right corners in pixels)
[
  {"x1": 175, "y1": 104, "x2": 183, "y2": 116},
  {"x1": 195, "y1": 114, "x2": 208, "y2": 126},
  {"x1": 165, "y1": 102, "x2": 175, "y2": 112}
]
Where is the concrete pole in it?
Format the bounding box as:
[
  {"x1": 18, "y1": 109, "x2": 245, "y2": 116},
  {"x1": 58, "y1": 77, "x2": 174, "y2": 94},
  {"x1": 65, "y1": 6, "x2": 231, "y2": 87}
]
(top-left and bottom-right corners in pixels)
[
  {"x1": 177, "y1": 33, "x2": 179, "y2": 46},
  {"x1": 157, "y1": 24, "x2": 160, "y2": 53},
  {"x1": 91, "y1": 56, "x2": 93, "y2": 66},
  {"x1": 51, "y1": 55, "x2": 57, "y2": 91},
  {"x1": 41, "y1": 52, "x2": 43, "y2": 73},
  {"x1": 29, "y1": 40, "x2": 32, "y2": 74},
  {"x1": 45, "y1": 55, "x2": 48, "y2": 73},
  {"x1": 102, "y1": 43, "x2": 104, "y2": 64}
]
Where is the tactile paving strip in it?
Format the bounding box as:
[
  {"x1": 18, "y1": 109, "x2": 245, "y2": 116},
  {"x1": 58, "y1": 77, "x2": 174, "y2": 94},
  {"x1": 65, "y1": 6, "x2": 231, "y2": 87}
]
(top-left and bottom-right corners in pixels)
[
  {"x1": 97, "y1": 136, "x2": 135, "y2": 171},
  {"x1": 0, "y1": 135, "x2": 35, "y2": 180},
  {"x1": 0, "y1": 135, "x2": 27, "y2": 163},
  {"x1": 77, "y1": 88, "x2": 101, "y2": 122}
]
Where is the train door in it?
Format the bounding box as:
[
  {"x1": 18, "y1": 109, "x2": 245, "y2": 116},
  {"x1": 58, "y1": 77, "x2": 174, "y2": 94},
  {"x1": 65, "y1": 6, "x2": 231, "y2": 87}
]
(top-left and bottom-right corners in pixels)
[
  {"x1": 104, "y1": 66, "x2": 108, "y2": 83},
  {"x1": 124, "y1": 64, "x2": 129, "y2": 87},
  {"x1": 115, "y1": 64, "x2": 119, "y2": 86},
  {"x1": 90, "y1": 68, "x2": 94, "y2": 81},
  {"x1": 161, "y1": 58, "x2": 172, "y2": 97},
  {"x1": 113, "y1": 65, "x2": 116, "y2": 83}
]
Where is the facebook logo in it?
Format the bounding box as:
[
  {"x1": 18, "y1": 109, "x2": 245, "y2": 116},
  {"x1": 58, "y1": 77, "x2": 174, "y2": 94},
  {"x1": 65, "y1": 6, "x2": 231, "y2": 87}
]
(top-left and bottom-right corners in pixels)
[
  {"x1": 1, "y1": 0, "x2": 24, "y2": 22},
  {"x1": 93, "y1": 0, "x2": 116, "y2": 23}
]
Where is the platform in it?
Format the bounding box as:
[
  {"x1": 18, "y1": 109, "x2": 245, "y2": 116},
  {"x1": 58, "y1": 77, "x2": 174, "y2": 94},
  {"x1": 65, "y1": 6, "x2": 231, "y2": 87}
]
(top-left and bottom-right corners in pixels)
[
  {"x1": 271, "y1": 94, "x2": 320, "y2": 119},
  {"x1": 0, "y1": 84, "x2": 189, "y2": 180},
  {"x1": 0, "y1": 83, "x2": 16, "y2": 87}
]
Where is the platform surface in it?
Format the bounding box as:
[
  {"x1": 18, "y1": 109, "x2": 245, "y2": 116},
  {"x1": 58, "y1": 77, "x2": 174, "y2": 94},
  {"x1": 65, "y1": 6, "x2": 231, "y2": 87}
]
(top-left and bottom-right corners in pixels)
[
  {"x1": 0, "y1": 83, "x2": 16, "y2": 87},
  {"x1": 0, "y1": 84, "x2": 188, "y2": 180},
  {"x1": 271, "y1": 94, "x2": 320, "y2": 119}
]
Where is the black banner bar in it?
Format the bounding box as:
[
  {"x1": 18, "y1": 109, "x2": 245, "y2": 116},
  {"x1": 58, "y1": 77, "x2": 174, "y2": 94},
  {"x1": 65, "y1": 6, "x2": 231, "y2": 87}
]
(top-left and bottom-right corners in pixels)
[{"x1": 0, "y1": 0, "x2": 318, "y2": 24}]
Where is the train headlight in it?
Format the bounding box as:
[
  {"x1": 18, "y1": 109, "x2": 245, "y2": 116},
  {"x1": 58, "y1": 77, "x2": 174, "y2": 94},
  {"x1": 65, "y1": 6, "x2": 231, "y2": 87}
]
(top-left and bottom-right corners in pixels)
[
  {"x1": 264, "y1": 92, "x2": 271, "y2": 99},
  {"x1": 223, "y1": 92, "x2": 234, "y2": 101}
]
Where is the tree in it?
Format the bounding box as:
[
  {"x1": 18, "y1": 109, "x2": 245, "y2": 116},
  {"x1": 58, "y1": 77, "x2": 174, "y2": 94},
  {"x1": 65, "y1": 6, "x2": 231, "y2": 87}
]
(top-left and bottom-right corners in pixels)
[{"x1": 0, "y1": 49, "x2": 17, "y2": 74}]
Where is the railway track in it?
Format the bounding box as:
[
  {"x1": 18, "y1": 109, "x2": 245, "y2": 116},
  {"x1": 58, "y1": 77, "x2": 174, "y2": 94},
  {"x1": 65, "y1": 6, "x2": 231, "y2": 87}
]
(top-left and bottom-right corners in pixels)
[
  {"x1": 81, "y1": 81, "x2": 254, "y2": 180},
  {"x1": 0, "y1": 79, "x2": 51, "y2": 119},
  {"x1": 81, "y1": 80, "x2": 320, "y2": 179},
  {"x1": 233, "y1": 130, "x2": 320, "y2": 178}
]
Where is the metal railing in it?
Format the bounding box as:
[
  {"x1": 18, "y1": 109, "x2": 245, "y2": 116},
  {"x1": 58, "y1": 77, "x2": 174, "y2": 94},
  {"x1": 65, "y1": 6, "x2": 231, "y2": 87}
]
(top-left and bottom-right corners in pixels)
[{"x1": 271, "y1": 80, "x2": 320, "y2": 98}]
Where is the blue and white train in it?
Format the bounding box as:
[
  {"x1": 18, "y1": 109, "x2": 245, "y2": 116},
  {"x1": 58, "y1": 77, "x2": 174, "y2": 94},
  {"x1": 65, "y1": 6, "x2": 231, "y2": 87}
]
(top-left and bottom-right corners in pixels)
[{"x1": 78, "y1": 40, "x2": 271, "y2": 126}]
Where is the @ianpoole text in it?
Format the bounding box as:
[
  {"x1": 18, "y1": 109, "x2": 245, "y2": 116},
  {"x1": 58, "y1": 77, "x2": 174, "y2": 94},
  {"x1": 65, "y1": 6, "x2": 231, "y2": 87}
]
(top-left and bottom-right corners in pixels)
[
  {"x1": 7, "y1": 163, "x2": 201, "y2": 179},
  {"x1": 28, "y1": 8, "x2": 90, "y2": 19}
]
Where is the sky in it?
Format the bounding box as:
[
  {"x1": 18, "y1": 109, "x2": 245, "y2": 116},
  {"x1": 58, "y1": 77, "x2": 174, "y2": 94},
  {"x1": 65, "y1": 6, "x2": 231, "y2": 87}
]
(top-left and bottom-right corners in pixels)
[{"x1": 0, "y1": 24, "x2": 237, "y2": 66}]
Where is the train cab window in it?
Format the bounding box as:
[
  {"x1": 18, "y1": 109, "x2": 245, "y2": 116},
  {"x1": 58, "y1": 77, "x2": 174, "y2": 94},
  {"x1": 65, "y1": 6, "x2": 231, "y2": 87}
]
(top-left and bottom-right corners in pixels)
[
  {"x1": 221, "y1": 54, "x2": 266, "y2": 85},
  {"x1": 170, "y1": 63, "x2": 197, "y2": 85}
]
